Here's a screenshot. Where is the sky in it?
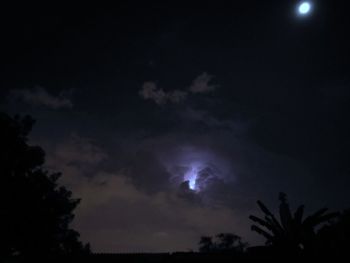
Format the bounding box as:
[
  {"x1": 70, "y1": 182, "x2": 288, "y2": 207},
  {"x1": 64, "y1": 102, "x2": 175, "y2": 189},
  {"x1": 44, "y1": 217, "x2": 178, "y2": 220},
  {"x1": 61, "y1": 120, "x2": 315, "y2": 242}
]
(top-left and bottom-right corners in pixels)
[{"x1": 1, "y1": 0, "x2": 350, "y2": 253}]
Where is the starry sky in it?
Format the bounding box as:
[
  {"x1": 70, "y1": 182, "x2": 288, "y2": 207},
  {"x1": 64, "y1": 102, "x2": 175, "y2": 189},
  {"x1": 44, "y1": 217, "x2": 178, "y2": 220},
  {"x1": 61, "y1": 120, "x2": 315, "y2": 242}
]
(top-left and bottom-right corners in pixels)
[{"x1": 1, "y1": 0, "x2": 350, "y2": 253}]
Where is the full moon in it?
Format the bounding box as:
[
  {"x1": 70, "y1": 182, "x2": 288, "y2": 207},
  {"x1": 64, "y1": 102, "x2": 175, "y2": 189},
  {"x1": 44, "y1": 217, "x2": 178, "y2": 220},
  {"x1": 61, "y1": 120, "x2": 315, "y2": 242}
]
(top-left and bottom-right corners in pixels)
[{"x1": 298, "y1": 2, "x2": 312, "y2": 15}]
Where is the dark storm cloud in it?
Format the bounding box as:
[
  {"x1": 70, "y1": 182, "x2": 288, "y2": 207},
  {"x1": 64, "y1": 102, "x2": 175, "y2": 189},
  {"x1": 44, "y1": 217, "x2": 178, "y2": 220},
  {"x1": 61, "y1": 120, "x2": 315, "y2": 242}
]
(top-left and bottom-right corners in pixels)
[
  {"x1": 9, "y1": 86, "x2": 73, "y2": 109},
  {"x1": 38, "y1": 115, "x2": 318, "y2": 252},
  {"x1": 246, "y1": 84, "x2": 350, "y2": 177},
  {"x1": 125, "y1": 150, "x2": 174, "y2": 193},
  {"x1": 40, "y1": 134, "x2": 108, "y2": 184},
  {"x1": 39, "y1": 132, "x2": 256, "y2": 252}
]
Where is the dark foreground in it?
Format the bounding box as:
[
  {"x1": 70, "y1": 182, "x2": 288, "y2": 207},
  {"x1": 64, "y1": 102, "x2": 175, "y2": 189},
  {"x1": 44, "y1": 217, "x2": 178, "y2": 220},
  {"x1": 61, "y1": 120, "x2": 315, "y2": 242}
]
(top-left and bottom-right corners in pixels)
[{"x1": 2, "y1": 249, "x2": 342, "y2": 263}]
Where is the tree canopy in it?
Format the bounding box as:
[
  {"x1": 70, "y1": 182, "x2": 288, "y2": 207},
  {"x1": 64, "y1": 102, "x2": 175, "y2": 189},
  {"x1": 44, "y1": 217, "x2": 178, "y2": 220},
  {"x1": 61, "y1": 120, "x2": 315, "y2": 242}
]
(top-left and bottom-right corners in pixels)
[
  {"x1": 199, "y1": 233, "x2": 247, "y2": 253},
  {"x1": 0, "y1": 112, "x2": 89, "y2": 257}
]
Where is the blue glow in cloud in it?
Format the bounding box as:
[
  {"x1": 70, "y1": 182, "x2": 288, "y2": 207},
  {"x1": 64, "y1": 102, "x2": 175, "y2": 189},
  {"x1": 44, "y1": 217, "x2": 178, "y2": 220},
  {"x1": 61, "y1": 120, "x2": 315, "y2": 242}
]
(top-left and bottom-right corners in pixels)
[{"x1": 184, "y1": 165, "x2": 200, "y2": 190}]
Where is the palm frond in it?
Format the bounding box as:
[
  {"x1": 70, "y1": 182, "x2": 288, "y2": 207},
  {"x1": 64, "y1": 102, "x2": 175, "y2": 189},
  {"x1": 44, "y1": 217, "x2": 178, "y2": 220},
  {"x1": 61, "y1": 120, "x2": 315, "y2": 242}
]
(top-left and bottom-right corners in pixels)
[
  {"x1": 303, "y1": 208, "x2": 328, "y2": 227},
  {"x1": 257, "y1": 200, "x2": 273, "y2": 216},
  {"x1": 294, "y1": 205, "x2": 304, "y2": 225},
  {"x1": 249, "y1": 215, "x2": 273, "y2": 231},
  {"x1": 304, "y1": 212, "x2": 339, "y2": 228},
  {"x1": 264, "y1": 216, "x2": 284, "y2": 236},
  {"x1": 251, "y1": 225, "x2": 273, "y2": 242},
  {"x1": 279, "y1": 195, "x2": 293, "y2": 230}
]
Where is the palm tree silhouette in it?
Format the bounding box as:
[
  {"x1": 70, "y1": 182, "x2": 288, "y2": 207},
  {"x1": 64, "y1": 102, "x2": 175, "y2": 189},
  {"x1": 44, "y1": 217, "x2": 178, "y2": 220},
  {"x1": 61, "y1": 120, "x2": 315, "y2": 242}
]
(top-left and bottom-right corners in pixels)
[{"x1": 249, "y1": 192, "x2": 338, "y2": 254}]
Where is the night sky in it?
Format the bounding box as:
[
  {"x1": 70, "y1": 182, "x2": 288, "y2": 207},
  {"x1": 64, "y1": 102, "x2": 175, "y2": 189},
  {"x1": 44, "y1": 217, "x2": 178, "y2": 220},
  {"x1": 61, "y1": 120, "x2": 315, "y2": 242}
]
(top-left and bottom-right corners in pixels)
[{"x1": 1, "y1": 0, "x2": 350, "y2": 253}]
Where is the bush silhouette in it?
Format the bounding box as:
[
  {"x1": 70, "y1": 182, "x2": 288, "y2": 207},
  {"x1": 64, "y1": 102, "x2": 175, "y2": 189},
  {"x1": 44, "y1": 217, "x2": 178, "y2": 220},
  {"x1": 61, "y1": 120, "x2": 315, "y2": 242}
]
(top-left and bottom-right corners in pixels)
[
  {"x1": 316, "y1": 209, "x2": 350, "y2": 257},
  {"x1": 0, "y1": 112, "x2": 89, "y2": 257},
  {"x1": 199, "y1": 233, "x2": 247, "y2": 253}
]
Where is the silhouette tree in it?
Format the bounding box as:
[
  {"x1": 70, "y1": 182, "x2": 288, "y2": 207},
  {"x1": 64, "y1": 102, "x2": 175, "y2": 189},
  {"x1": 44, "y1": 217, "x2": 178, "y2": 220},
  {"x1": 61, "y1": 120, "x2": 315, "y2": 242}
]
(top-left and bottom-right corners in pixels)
[
  {"x1": 249, "y1": 192, "x2": 338, "y2": 255},
  {"x1": 0, "y1": 112, "x2": 90, "y2": 257},
  {"x1": 199, "y1": 233, "x2": 247, "y2": 253},
  {"x1": 199, "y1": 236, "x2": 214, "y2": 253}
]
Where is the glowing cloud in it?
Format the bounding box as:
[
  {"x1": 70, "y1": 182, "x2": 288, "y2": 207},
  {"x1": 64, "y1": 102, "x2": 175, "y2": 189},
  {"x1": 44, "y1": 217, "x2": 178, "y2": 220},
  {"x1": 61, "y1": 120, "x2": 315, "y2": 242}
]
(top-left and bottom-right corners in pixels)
[{"x1": 184, "y1": 166, "x2": 199, "y2": 190}]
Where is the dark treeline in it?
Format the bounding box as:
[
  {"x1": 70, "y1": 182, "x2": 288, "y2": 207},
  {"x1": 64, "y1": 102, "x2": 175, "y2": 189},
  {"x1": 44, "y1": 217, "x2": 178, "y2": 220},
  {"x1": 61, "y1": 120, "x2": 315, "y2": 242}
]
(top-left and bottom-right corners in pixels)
[
  {"x1": 1, "y1": 112, "x2": 350, "y2": 261},
  {"x1": 0, "y1": 112, "x2": 90, "y2": 260}
]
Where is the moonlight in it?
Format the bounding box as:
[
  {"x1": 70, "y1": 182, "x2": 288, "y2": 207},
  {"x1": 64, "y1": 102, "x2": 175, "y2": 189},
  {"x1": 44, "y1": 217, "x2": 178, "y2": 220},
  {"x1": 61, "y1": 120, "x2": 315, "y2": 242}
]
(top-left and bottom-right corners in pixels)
[{"x1": 298, "y1": 2, "x2": 312, "y2": 16}]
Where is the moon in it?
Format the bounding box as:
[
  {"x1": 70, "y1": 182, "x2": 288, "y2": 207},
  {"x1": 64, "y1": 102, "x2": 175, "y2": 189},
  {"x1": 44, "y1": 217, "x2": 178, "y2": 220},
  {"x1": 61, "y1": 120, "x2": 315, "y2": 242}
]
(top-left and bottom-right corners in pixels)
[{"x1": 298, "y1": 2, "x2": 312, "y2": 16}]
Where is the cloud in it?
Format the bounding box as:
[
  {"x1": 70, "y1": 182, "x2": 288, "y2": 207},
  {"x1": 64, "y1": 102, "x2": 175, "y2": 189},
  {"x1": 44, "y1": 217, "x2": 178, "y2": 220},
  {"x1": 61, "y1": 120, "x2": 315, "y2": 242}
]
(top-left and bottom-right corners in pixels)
[
  {"x1": 33, "y1": 87, "x2": 319, "y2": 252},
  {"x1": 178, "y1": 108, "x2": 249, "y2": 133},
  {"x1": 43, "y1": 134, "x2": 108, "y2": 186},
  {"x1": 139, "y1": 72, "x2": 217, "y2": 105},
  {"x1": 32, "y1": 102, "x2": 317, "y2": 253},
  {"x1": 9, "y1": 86, "x2": 73, "y2": 109},
  {"x1": 53, "y1": 134, "x2": 108, "y2": 165},
  {"x1": 34, "y1": 110, "x2": 320, "y2": 253},
  {"x1": 189, "y1": 72, "x2": 217, "y2": 94},
  {"x1": 139, "y1": 82, "x2": 187, "y2": 105},
  {"x1": 40, "y1": 133, "x2": 255, "y2": 253},
  {"x1": 68, "y1": 172, "x2": 247, "y2": 253}
]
